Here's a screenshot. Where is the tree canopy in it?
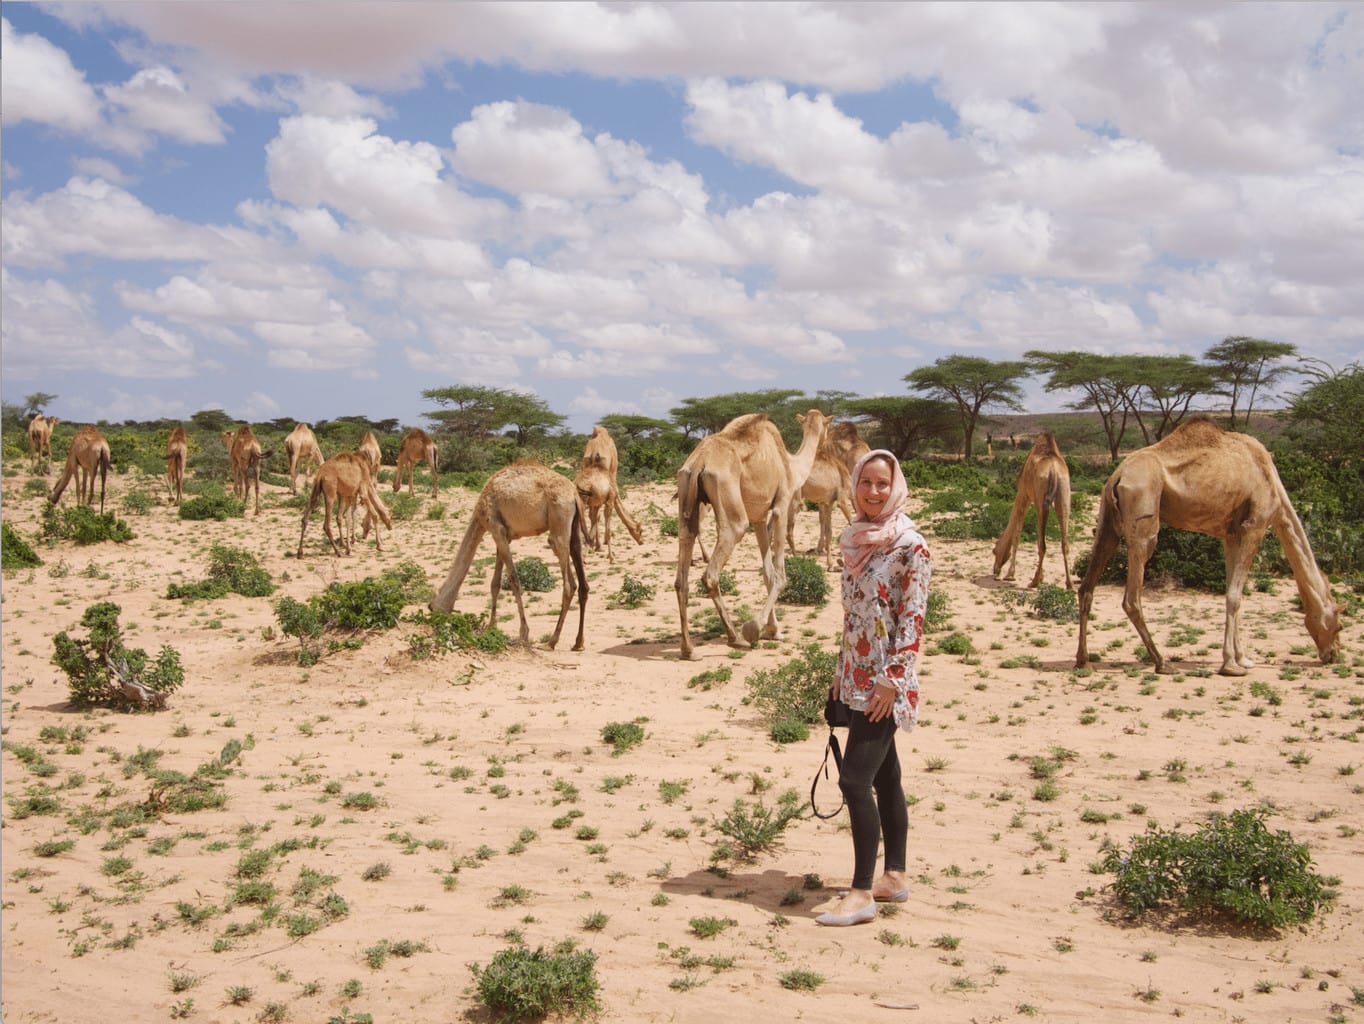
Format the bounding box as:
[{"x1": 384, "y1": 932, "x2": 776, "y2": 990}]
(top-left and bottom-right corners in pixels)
[
  {"x1": 905, "y1": 355, "x2": 1028, "y2": 460},
  {"x1": 1204, "y1": 336, "x2": 1299, "y2": 431}
]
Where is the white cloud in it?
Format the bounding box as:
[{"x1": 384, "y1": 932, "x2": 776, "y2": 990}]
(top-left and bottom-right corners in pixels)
[
  {"x1": 0, "y1": 17, "x2": 101, "y2": 133},
  {"x1": 256, "y1": 318, "x2": 376, "y2": 371},
  {"x1": 451, "y1": 100, "x2": 613, "y2": 199},
  {"x1": 102, "y1": 65, "x2": 228, "y2": 146}
]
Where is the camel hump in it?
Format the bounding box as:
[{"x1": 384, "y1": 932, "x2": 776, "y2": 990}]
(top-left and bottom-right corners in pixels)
[
  {"x1": 1032, "y1": 431, "x2": 1062, "y2": 458},
  {"x1": 1162, "y1": 416, "x2": 1223, "y2": 447},
  {"x1": 719, "y1": 413, "x2": 772, "y2": 441}
]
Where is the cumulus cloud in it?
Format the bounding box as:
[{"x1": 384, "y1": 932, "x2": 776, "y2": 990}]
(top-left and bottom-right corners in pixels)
[
  {"x1": 102, "y1": 64, "x2": 228, "y2": 146},
  {"x1": 1, "y1": 17, "x2": 101, "y2": 132},
  {"x1": 451, "y1": 100, "x2": 612, "y2": 198}
]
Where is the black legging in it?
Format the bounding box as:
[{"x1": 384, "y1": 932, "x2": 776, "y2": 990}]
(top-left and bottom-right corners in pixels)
[{"x1": 837, "y1": 709, "x2": 908, "y2": 891}]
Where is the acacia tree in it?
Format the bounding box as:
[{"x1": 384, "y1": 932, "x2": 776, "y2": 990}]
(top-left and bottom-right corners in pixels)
[
  {"x1": 905, "y1": 356, "x2": 1028, "y2": 460},
  {"x1": 669, "y1": 389, "x2": 804, "y2": 438},
  {"x1": 1118, "y1": 355, "x2": 1217, "y2": 443},
  {"x1": 23, "y1": 392, "x2": 58, "y2": 420},
  {"x1": 1289, "y1": 359, "x2": 1364, "y2": 469},
  {"x1": 1026, "y1": 350, "x2": 1136, "y2": 461},
  {"x1": 420, "y1": 385, "x2": 564, "y2": 445},
  {"x1": 1204, "y1": 336, "x2": 1299, "y2": 431},
  {"x1": 840, "y1": 396, "x2": 958, "y2": 459}
]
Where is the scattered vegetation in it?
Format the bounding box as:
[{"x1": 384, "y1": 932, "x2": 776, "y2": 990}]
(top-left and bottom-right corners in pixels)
[
  {"x1": 779, "y1": 555, "x2": 829, "y2": 605},
  {"x1": 1, "y1": 520, "x2": 41, "y2": 570},
  {"x1": 166, "y1": 544, "x2": 274, "y2": 600},
  {"x1": 52, "y1": 602, "x2": 183, "y2": 709},
  {"x1": 744, "y1": 643, "x2": 836, "y2": 734},
  {"x1": 601, "y1": 720, "x2": 647, "y2": 756},
  {"x1": 40, "y1": 504, "x2": 134, "y2": 545},
  {"x1": 470, "y1": 943, "x2": 600, "y2": 1023},
  {"x1": 177, "y1": 485, "x2": 246, "y2": 521}
]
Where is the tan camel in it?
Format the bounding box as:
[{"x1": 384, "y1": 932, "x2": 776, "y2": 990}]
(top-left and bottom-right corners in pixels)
[
  {"x1": 394, "y1": 428, "x2": 438, "y2": 497},
  {"x1": 165, "y1": 425, "x2": 188, "y2": 505},
  {"x1": 298, "y1": 452, "x2": 393, "y2": 558},
  {"x1": 1075, "y1": 417, "x2": 1342, "y2": 676},
  {"x1": 786, "y1": 434, "x2": 854, "y2": 569},
  {"x1": 49, "y1": 426, "x2": 110, "y2": 514},
  {"x1": 992, "y1": 431, "x2": 1072, "y2": 589},
  {"x1": 574, "y1": 425, "x2": 643, "y2": 562},
  {"x1": 674, "y1": 409, "x2": 831, "y2": 659},
  {"x1": 28, "y1": 415, "x2": 58, "y2": 472},
  {"x1": 430, "y1": 459, "x2": 587, "y2": 651},
  {"x1": 223, "y1": 425, "x2": 271, "y2": 516},
  {"x1": 358, "y1": 431, "x2": 382, "y2": 476},
  {"x1": 283, "y1": 423, "x2": 325, "y2": 495},
  {"x1": 827, "y1": 420, "x2": 870, "y2": 474}
]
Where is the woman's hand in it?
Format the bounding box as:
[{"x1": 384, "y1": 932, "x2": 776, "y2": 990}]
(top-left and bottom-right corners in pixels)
[{"x1": 866, "y1": 683, "x2": 897, "y2": 723}]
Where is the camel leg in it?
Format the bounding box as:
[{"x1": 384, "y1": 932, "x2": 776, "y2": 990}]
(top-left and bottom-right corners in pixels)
[
  {"x1": 602, "y1": 499, "x2": 614, "y2": 563},
  {"x1": 1030, "y1": 503, "x2": 1048, "y2": 589},
  {"x1": 1220, "y1": 529, "x2": 1265, "y2": 675},
  {"x1": 545, "y1": 524, "x2": 577, "y2": 650},
  {"x1": 1058, "y1": 496, "x2": 1073, "y2": 590},
  {"x1": 322, "y1": 491, "x2": 346, "y2": 556},
  {"x1": 1075, "y1": 507, "x2": 1122, "y2": 669},
  {"x1": 488, "y1": 534, "x2": 530, "y2": 646},
  {"x1": 298, "y1": 492, "x2": 317, "y2": 558},
  {"x1": 1120, "y1": 517, "x2": 1165, "y2": 672},
  {"x1": 753, "y1": 508, "x2": 787, "y2": 642},
  {"x1": 674, "y1": 523, "x2": 700, "y2": 659}
]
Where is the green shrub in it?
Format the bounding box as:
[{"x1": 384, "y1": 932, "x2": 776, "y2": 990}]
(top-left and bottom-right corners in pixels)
[
  {"x1": 744, "y1": 643, "x2": 837, "y2": 727},
  {"x1": 167, "y1": 544, "x2": 274, "y2": 600},
  {"x1": 40, "y1": 504, "x2": 134, "y2": 545},
  {"x1": 1102, "y1": 808, "x2": 1338, "y2": 929},
  {"x1": 380, "y1": 491, "x2": 422, "y2": 522},
  {"x1": 1031, "y1": 584, "x2": 1078, "y2": 623},
  {"x1": 931, "y1": 632, "x2": 974, "y2": 657},
  {"x1": 502, "y1": 556, "x2": 555, "y2": 593},
  {"x1": 471, "y1": 944, "x2": 600, "y2": 1023},
  {"x1": 601, "y1": 720, "x2": 647, "y2": 756},
  {"x1": 924, "y1": 590, "x2": 950, "y2": 633},
  {"x1": 120, "y1": 489, "x2": 154, "y2": 516},
  {"x1": 274, "y1": 597, "x2": 324, "y2": 665},
  {"x1": 1074, "y1": 527, "x2": 1228, "y2": 593},
  {"x1": 405, "y1": 610, "x2": 509, "y2": 658},
  {"x1": 2, "y1": 520, "x2": 41, "y2": 570},
  {"x1": 608, "y1": 575, "x2": 656, "y2": 609},
  {"x1": 711, "y1": 792, "x2": 805, "y2": 861},
  {"x1": 779, "y1": 556, "x2": 829, "y2": 605},
  {"x1": 659, "y1": 516, "x2": 679, "y2": 539},
  {"x1": 769, "y1": 719, "x2": 809, "y2": 744},
  {"x1": 23, "y1": 478, "x2": 49, "y2": 498},
  {"x1": 694, "y1": 569, "x2": 738, "y2": 597},
  {"x1": 52, "y1": 602, "x2": 184, "y2": 709},
  {"x1": 179, "y1": 486, "x2": 246, "y2": 521}
]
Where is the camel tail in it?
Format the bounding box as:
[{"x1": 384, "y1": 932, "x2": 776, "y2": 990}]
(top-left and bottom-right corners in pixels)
[
  {"x1": 97, "y1": 447, "x2": 110, "y2": 514},
  {"x1": 1042, "y1": 467, "x2": 1062, "y2": 515}
]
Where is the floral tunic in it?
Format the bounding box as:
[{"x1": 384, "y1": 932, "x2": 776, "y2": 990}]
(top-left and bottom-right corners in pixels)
[{"x1": 835, "y1": 519, "x2": 932, "y2": 731}]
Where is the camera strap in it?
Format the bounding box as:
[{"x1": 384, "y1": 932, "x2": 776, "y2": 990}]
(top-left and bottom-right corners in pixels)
[{"x1": 809, "y1": 728, "x2": 846, "y2": 820}]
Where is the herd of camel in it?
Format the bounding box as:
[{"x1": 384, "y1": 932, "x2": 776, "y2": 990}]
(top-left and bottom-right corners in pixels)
[{"x1": 29, "y1": 408, "x2": 1343, "y2": 675}]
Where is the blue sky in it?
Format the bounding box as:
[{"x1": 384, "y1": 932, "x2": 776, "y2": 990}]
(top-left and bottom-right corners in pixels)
[{"x1": 3, "y1": 2, "x2": 1361, "y2": 433}]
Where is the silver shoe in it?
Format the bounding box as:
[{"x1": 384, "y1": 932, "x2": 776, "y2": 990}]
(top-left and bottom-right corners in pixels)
[{"x1": 815, "y1": 902, "x2": 876, "y2": 927}]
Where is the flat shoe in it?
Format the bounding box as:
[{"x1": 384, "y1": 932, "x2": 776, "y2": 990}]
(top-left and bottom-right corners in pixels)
[
  {"x1": 815, "y1": 903, "x2": 876, "y2": 927},
  {"x1": 874, "y1": 888, "x2": 909, "y2": 903}
]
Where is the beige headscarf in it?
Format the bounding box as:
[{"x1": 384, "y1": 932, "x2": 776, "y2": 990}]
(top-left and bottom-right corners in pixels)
[{"x1": 839, "y1": 449, "x2": 917, "y2": 576}]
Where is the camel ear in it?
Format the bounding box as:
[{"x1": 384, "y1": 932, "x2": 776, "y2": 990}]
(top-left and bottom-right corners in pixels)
[{"x1": 797, "y1": 413, "x2": 806, "y2": 426}]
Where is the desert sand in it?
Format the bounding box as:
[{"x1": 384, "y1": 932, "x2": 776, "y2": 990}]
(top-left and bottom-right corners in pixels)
[{"x1": 2, "y1": 465, "x2": 1361, "y2": 1024}]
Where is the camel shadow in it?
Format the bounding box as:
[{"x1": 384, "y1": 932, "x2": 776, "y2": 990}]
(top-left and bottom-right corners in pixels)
[{"x1": 660, "y1": 866, "x2": 836, "y2": 922}]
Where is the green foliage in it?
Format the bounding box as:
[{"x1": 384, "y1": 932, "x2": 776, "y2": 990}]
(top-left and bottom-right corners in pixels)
[
  {"x1": 659, "y1": 516, "x2": 679, "y2": 539},
  {"x1": 711, "y1": 792, "x2": 805, "y2": 861},
  {"x1": 1102, "y1": 808, "x2": 1338, "y2": 929},
  {"x1": 600, "y1": 720, "x2": 647, "y2": 756},
  {"x1": 52, "y1": 602, "x2": 184, "y2": 709},
  {"x1": 470, "y1": 943, "x2": 600, "y2": 1024},
  {"x1": 275, "y1": 598, "x2": 324, "y2": 663},
  {"x1": 120, "y1": 489, "x2": 154, "y2": 516},
  {"x1": 380, "y1": 491, "x2": 422, "y2": 522},
  {"x1": 931, "y1": 632, "x2": 974, "y2": 656},
  {"x1": 768, "y1": 719, "x2": 810, "y2": 744},
  {"x1": 1075, "y1": 527, "x2": 1228, "y2": 592},
  {"x1": 1032, "y1": 584, "x2": 1079, "y2": 623},
  {"x1": 2, "y1": 520, "x2": 42, "y2": 570},
  {"x1": 40, "y1": 504, "x2": 134, "y2": 545},
  {"x1": 405, "y1": 609, "x2": 509, "y2": 658},
  {"x1": 167, "y1": 544, "x2": 274, "y2": 600},
  {"x1": 607, "y1": 575, "x2": 655, "y2": 609},
  {"x1": 744, "y1": 643, "x2": 837, "y2": 727},
  {"x1": 502, "y1": 556, "x2": 555, "y2": 593},
  {"x1": 924, "y1": 589, "x2": 950, "y2": 632},
  {"x1": 274, "y1": 564, "x2": 428, "y2": 664},
  {"x1": 779, "y1": 556, "x2": 829, "y2": 605},
  {"x1": 179, "y1": 485, "x2": 246, "y2": 521},
  {"x1": 694, "y1": 569, "x2": 737, "y2": 597}
]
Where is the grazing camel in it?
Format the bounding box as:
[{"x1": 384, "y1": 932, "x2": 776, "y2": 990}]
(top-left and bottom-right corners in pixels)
[
  {"x1": 786, "y1": 434, "x2": 854, "y2": 569},
  {"x1": 675, "y1": 409, "x2": 831, "y2": 659},
  {"x1": 358, "y1": 431, "x2": 382, "y2": 476},
  {"x1": 283, "y1": 423, "x2": 325, "y2": 495},
  {"x1": 28, "y1": 415, "x2": 58, "y2": 472},
  {"x1": 394, "y1": 428, "x2": 438, "y2": 497},
  {"x1": 165, "y1": 425, "x2": 188, "y2": 505},
  {"x1": 49, "y1": 426, "x2": 110, "y2": 514},
  {"x1": 430, "y1": 459, "x2": 588, "y2": 651},
  {"x1": 298, "y1": 452, "x2": 393, "y2": 558},
  {"x1": 1075, "y1": 417, "x2": 1342, "y2": 676},
  {"x1": 827, "y1": 420, "x2": 870, "y2": 474},
  {"x1": 992, "y1": 431, "x2": 1072, "y2": 589},
  {"x1": 574, "y1": 425, "x2": 643, "y2": 562},
  {"x1": 222, "y1": 425, "x2": 271, "y2": 516}
]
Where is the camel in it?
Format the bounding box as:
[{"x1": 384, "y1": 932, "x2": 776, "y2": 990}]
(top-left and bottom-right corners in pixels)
[
  {"x1": 28, "y1": 415, "x2": 58, "y2": 472},
  {"x1": 429, "y1": 459, "x2": 588, "y2": 651},
  {"x1": 574, "y1": 425, "x2": 643, "y2": 562},
  {"x1": 786, "y1": 434, "x2": 854, "y2": 569},
  {"x1": 674, "y1": 408, "x2": 831, "y2": 659},
  {"x1": 284, "y1": 423, "x2": 325, "y2": 495},
  {"x1": 222, "y1": 425, "x2": 271, "y2": 516},
  {"x1": 165, "y1": 425, "x2": 188, "y2": 505},
  {"x1": 358, "y1": 431, "x2": 382, "y2": 476},
  {"x1": 827, "y1": 420, "x2": 870, "y2": 474},
  {"x1": 992, "y1": 430, "x2": 1072, "y2": 589},
  {"x1": 298, "y1": 451, "x2": 393, "y2": 558},
  {"x1": 49, "y1": 426, "x2": 110, "y2": 514},
  {"x1": 394, "y1": 428, "x2": 438, "y2": 497},
  {"x1": 1075, "y1": 417, "x2": 1342, "y2": 677}
]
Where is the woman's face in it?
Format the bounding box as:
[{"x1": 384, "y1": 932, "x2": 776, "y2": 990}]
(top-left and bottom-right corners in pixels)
[{"x1": 855, "y1": 457, "x2": 895, "y2": 519}]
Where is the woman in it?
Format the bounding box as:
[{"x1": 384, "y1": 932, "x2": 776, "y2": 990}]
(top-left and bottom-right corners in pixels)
[{"x1": 816, "y1": 449, "x2": 932, "y2": 927}]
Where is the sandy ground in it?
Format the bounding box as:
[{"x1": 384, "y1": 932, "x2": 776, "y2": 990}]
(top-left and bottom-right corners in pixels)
[{"x1": 2, "y1": 465, "x2": 1362, "y2": 1024}]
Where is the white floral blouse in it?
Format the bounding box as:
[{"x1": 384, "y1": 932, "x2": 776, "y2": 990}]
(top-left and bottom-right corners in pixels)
[{"x1": 835, "y1": 520, "x2": 932, "y2": 731}]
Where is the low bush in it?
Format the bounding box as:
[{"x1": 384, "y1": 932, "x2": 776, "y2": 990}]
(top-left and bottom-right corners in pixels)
[
  {"x1": 711, "y1": 791, "x2": 805, "y2": 861},
  {"x1": 779, "y1": 555, "x2": 830, "y2": 605},
  {"x1": 601, "y1": 720, "x2": 647, "y2": 756},
  {"x1": 1074, "y1": 527, "x2": 1228, "y2": 593},
  {"x1": 607, "y1": 575, "x2": 655, "y2": 610},
  {"x1": 1102, "y1": 808, "x2": 1338, "y2": 929},
  {"x1": 40, "y1": 504, "x2": 134, "y2": 545},
  {"x1": 471, "y1": 943, "x2": 600, "y2": 1023},
  {"x1": 167, "y1": 544, "x2": 274, "y2": 600},
  {"x1": 404, "y1": 609, "x2": 509, "y2": 658},
  {"x1": 1, "y1": 521, "x2": 41, "y2": 570},
  {"x1": 52, "y1": 602, "x2": 183, "y2": 709},
  {"x1": 694, "y1": 569, "x2": 737, "y2": 597},
  {"x1": 502, "y1": 556, "x2": 555, "y2": 593},
  {"x1": 179, "y1": 486, "x2": 246, "y2": 521},
  {"x1": 744, "y1": 643, "x2": 837, "y2": 728}
]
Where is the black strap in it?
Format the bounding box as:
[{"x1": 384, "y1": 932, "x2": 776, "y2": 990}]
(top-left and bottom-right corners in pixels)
[{"x1": 809, "y1": 729, "x2": 845, "y2": 820}]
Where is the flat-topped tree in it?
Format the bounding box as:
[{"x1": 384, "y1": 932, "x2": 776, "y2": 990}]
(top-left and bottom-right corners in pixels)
[
  {"x1": 1204, "y1": 336, "x2": 1299, "y2": 432},
  {"x1": 905, "y1": 355, "x2": 1029, "y2": 461}
]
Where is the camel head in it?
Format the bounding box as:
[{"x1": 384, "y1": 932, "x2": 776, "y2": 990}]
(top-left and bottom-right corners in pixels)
[
  {"x1": 1306, "y1": 598, "x2": 1344, "y2": 665},
  {"x1": 990, "y1": 533, "x2": 1012, "y2": 576}
]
